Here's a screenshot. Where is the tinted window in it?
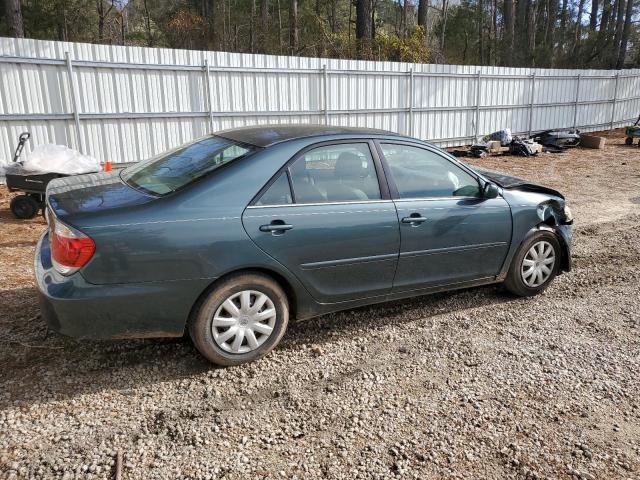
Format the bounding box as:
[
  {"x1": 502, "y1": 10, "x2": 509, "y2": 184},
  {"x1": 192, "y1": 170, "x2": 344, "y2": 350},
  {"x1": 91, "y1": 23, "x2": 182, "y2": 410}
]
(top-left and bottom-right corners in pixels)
[
  {"x1": 122, "y1": 136, "x2": 255, "y2": 196},
  {"x1": 381, "y1": 144, "x2": 480, "y2": 199},
  {"x1": 288, "y1": 143, "x2": 381, "y2": 204},
  {"x1": 255, "y1": 173, "x2": 292, "y2": 206}
]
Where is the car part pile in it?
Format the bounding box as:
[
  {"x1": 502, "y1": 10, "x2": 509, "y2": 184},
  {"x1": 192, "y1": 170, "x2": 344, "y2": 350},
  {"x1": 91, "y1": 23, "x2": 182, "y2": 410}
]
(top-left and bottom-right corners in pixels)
[
  {"x1": 532, "y1": 129, "x2": 581, "y2": 151},
  {"x1": 464, "y1": 129, "x2": 544, "y2": 158}
]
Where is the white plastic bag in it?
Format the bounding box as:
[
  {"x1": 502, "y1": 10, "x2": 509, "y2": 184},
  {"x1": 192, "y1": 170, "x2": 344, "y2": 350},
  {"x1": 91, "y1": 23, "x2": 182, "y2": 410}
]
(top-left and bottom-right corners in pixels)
[
  {"x1": 480, "y1": 128, "x2": 513, "y2": 146},
  {"x1": 21, "y1": 144, "x2": 101, "y2": 175}
]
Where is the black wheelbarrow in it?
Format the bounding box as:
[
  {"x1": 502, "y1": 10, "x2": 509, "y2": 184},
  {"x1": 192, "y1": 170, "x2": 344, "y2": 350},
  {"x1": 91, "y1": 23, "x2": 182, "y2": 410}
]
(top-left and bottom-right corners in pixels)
[{"x1": 5, "y1": 132, "x2": 68, "y2": 219}]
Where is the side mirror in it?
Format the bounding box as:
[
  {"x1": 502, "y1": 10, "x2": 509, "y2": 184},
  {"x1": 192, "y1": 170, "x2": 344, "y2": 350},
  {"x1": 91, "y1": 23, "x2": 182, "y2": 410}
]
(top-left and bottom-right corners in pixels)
[{"x1": 482, "y1": 182, "x2": 500, "y2": 199}]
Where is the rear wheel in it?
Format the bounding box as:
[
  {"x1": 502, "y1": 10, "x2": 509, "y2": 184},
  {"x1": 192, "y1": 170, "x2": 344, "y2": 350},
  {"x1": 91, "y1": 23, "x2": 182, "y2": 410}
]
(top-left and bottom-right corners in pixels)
[
  {"x1": 625, "y1": 137, "x2": 633, "y2": 145},
  {"x1": 504, "y1": 231, "x2": 560, "y2": 297},
  {"x1": 10, "y1": 194, "x2": 39, "y2": 219},
  {"x1": 189, "y1": 273, "x2": 289, "y2": 366}
]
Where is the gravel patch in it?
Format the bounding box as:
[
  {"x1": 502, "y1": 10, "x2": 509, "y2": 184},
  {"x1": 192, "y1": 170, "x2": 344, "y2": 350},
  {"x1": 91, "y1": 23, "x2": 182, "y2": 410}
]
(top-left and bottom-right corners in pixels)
[{"x1": 1, "y1": 130, "x2": 639, "y2": 479}]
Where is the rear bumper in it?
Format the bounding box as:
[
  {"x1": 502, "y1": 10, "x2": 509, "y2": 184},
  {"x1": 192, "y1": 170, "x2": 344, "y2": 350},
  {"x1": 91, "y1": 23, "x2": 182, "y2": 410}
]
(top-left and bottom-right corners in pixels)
[{"x1": 35, "y1": 232, "x2": 213, "y2": 339}]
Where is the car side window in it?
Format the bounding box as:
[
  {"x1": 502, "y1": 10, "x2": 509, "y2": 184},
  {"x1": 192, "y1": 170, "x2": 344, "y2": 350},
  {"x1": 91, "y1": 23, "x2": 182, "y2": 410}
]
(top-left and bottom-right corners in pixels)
[
  {"x1": 288, "y1": 143, "x2": 381, "y2": 204},
  {"x1": 255, "y1": 172, "x2": 293, "y2": 206},
  {"x1": 380, "y1": 143, "x2": 481, "y2": 199}
]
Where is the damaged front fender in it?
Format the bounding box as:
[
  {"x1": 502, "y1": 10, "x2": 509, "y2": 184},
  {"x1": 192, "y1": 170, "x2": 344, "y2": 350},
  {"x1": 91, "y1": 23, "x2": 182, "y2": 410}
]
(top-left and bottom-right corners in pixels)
[{"x1": 497, "y1": 188, "x2": 573, "y2": 280}]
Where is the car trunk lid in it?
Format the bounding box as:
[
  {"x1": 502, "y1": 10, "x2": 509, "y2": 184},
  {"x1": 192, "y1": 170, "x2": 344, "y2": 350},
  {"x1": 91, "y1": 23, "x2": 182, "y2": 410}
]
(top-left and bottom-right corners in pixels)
[{"x1": 46, "y1": 171, "x2": 156, "y2": 225}]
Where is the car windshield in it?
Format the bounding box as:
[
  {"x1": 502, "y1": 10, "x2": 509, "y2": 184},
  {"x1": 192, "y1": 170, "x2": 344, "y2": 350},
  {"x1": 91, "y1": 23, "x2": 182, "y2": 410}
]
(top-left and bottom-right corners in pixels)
[{"x1": 121, "y1": 136, "x2": 255, "y2": 196}]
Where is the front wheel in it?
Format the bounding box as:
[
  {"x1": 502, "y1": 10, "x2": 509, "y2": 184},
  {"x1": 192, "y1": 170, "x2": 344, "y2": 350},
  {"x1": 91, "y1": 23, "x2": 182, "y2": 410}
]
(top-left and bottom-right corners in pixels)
[
  {"x1": 189, "y1": 273, "x2": 289, "y2": 366},
  {"x1": 504, "y1": 231, "x2": 560, "y2": 297}
]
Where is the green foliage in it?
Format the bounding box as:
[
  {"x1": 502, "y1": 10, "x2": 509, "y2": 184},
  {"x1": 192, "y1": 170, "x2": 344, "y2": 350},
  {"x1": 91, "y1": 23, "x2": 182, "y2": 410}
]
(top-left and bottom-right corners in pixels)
[
  {"x1": 0, "y1": 0, "x2": 638, "y2": 68},
  {"x1": 377, "y1": 27, "x2": 430, "y2": 63}
]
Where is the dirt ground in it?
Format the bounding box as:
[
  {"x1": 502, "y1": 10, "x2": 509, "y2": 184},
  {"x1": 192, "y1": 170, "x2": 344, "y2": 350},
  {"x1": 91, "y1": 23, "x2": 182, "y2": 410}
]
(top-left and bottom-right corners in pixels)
[{"x1": 1, "y1": 129, "x2": 639, "y2": 479}]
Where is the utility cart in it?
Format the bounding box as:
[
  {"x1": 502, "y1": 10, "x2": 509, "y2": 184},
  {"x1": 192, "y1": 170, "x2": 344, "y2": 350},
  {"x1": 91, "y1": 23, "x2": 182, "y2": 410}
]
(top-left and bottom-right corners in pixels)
[
  {"x1": 5, "y1": 132, "x2": 68, "y2": 219},
  {"x1": 625, "y1": 115, "x2": 640, "y2": 145}
]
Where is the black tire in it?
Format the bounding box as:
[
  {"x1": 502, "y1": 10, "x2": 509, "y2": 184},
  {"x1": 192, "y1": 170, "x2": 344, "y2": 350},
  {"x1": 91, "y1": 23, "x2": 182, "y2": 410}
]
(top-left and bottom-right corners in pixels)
[
  {"x1": 504, "y1": 231, "x2": 561, "y2": 297},
  {"x1": 625, "y1": 137, "x2": 633, "y2": 145},
  {"x1": 10, "y1": 194, "x2": 39, "y2": 219},
  {"x1": 189, "y1": 273, "x2": 289, "y2": 366}
]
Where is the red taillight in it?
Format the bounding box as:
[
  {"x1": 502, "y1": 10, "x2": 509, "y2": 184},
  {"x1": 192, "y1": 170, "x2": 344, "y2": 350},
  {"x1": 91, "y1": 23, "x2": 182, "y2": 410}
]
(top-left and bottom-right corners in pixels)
[{"x1": 50, "y1": 219, "x2": 95, "y2": 275}]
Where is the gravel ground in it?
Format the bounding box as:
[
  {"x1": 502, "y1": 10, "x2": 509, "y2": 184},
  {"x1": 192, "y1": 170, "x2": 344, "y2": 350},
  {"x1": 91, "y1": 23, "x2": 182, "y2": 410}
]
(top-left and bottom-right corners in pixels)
[{"x1": 1, "y1": 129, "x2": 639, "y2": 479}]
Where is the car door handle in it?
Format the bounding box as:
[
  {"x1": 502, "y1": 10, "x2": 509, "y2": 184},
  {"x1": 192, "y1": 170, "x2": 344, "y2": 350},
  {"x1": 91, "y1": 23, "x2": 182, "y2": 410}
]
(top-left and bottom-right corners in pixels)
[
  {"x1": 259, "y1": 221, "x2": 293, "y2": 233},
  {"x1": 401, "y1": 215, "x2": 428, "y2": 225}
]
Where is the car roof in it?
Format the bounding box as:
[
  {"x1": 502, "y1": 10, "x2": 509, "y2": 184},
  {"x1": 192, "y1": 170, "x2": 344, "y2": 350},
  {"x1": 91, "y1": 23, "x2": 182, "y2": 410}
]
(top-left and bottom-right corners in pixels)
[{"x1": 216, "y1": 124, "x2": 404, "y2": 148}]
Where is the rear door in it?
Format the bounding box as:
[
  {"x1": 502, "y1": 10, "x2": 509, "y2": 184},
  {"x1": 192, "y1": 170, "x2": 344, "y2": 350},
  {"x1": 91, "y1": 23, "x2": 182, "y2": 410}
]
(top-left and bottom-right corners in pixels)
[
  {"x1": 242, "y1": 141, "x2": 400, "y2": 303},
  {"x1": 377, "y1": 142, "x2": 512, "y2": 292}
]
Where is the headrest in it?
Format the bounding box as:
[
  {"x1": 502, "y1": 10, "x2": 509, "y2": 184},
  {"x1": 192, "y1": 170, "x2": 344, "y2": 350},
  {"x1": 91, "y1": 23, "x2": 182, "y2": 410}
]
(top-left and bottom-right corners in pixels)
[
  {"x1": 335, "y1": 152, "x2": 366, "y2": 179},
  {"x1": 290, "y1": 159, "x2": 308, "y2": 178}
]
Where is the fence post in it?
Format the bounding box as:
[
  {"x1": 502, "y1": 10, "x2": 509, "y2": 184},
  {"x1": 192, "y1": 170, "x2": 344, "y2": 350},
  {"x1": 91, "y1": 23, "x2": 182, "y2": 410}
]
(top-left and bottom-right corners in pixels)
[
  {"x1": 610, "y1": 73, "x2": 619, "y2": 131},
  {"x1": 408, "y1": 67, "x2": 414, "y2": 137},
  {"x1": 528, "y1": 71, "x2": 536, "y2": 137},
  {"x1": 204, "y1": 59, "x2": 214, "y2": 133},
  {"x1": 65, "y1": 51, "x2": 85, "y2": 153},
  {"x1": 474, "y1": 70, "x2": 482, "y2": 141},
  {"x1": 573, "y1": 74, "x2": 581, "y2": 129},
  {"x1": 322, "y1": 64, "x2": 329, "y2": 125}
]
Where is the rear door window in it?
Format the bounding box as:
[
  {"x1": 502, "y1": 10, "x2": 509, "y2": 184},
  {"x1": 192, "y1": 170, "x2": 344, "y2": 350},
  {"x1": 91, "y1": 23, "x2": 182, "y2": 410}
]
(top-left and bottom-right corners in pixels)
[
  {"x1": 255, "y1": 173, "x2": 293, "y2": 206},
  {"x1": 288, "y1": 143, "x2": 381, "y2": 204}
]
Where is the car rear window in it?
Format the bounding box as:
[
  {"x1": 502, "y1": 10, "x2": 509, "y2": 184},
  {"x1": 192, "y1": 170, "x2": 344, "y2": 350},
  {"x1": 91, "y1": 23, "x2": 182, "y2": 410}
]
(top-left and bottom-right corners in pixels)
[{"x1": 121, "y1": 136, "x2": 255, "y2": 196}]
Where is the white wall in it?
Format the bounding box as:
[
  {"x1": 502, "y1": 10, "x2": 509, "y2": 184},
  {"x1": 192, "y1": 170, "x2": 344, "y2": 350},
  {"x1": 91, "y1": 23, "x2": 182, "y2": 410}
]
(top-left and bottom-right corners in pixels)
[{"x1": 1, "y1": 37, "x2": 639, "y2": 163}]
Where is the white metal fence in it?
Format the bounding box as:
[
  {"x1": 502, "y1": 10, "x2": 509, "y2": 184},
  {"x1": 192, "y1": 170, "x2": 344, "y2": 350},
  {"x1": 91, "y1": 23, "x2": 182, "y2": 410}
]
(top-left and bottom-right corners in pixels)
[{"x1": 1, "y1": 37, "x2": 640, "y2": 164}]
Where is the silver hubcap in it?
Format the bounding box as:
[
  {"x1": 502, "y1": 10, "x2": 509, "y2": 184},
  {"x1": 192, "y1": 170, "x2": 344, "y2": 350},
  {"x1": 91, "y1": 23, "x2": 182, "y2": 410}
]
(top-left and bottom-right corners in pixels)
[
  {"x1": 211, "y1": 290, "x2": 277, "y2": 354},
  {"x1": 521, "y1": 240, "x2": 556, "y2": 288}
]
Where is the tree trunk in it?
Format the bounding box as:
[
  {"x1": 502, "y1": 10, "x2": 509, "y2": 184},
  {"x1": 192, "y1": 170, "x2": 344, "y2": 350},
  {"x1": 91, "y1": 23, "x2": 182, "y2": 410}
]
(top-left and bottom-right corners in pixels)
[
  {"x1": 418, "y1": 0, "x2": 428, "y2": 29},
  {"x1": 277, "y1": 0, "x2": 283, "y2": 52},
  {"x1": 478, "y1": 0, "x2": 484, "y2": 63},
  {"x1": 143, "y1": 0, "x2": 153, "y2": 46},
  {"x1": 97, "y1": 0, "x2": 105, "y2": 42},
  {"x1": 544, "y1": 0, "x2": 558, "y2": 50},
  {"x1": 617, "y1": 0, "x2": 633, "y2": 67},
  {"x1": 612, "y1": 0, "x2": 625, "y2": 64},
  {"x1": 514, "y1": 0, "x2": 528, "y2": 65},
  {"x1": 491, "y1": 0, "x2": 497, "y2": 64},
  {"x1": 573, "y1": 0, "x2": 586, "y2": 52},
  {"x1": 372, "y1": 0, "x2": 377, "y2": 39},
  {"x1": 250, "y1": 0, "x2": 256, "y2": 53},
  {"x1": 289, "y1": 0, "x2": 298, "y2": 53},
  {"x1": 417, "y1": 0, "x2": 429, "y2": 44},
  {"x1": 5, "y1": 0, "x2": 24, "y2": 38},
  {"x1": 589, "y1": 0, "x2": 599, "y2": 30},
  {"x1": 503, "y1": 0, "x2": 514, "y2": 65},
  {"x1": 592, "y1": 0, "x2": 612, "y2": 62},
  {"x1": 356, "y1": 0, "x2": 372, "y2": 39},
  {"x1": 402, "y1": 0, "x2": 409, "y2": 37},
  {"x1": 440, "y1": 0, "x2": 448, "y2": 53}
]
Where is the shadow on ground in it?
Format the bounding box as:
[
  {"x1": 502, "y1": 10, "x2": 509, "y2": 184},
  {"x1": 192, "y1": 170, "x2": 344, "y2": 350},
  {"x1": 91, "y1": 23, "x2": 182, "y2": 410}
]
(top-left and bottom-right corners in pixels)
[{"x1": 0, "y1": 283, "x2": 516, "y2": 409}]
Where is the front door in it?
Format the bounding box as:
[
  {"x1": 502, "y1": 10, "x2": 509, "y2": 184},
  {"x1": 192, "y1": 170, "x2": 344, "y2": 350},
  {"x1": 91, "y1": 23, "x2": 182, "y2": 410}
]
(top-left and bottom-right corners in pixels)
[
  {"x1": 377, "y1": 142, "x2": 512, "y2": 292},
  {"x1": 242, "y1": 141, "x2": 400, "y2": 303}
]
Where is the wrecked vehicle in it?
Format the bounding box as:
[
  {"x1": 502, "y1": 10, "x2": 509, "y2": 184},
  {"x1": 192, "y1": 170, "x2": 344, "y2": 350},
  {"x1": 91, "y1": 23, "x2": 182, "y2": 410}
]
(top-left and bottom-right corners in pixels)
[{"x1": 35, "y1": 125, "x2": 573, "y2": 366}]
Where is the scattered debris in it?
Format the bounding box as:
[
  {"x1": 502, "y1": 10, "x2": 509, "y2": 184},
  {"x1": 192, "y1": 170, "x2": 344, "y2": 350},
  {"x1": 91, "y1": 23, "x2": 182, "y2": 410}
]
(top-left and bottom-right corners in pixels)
[
  {"x1": 532, "y1": 129, "x2": 581, "y2": 149},
  {"x1": 310, "y1": 345, "x2": 325, "y2": 356}
]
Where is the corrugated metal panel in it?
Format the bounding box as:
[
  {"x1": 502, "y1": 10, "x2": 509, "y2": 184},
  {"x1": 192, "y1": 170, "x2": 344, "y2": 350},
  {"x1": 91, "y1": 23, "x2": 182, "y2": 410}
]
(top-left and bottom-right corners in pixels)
[{"x1": 1, "y1": 37, "x2": 639, "y2": 162}]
